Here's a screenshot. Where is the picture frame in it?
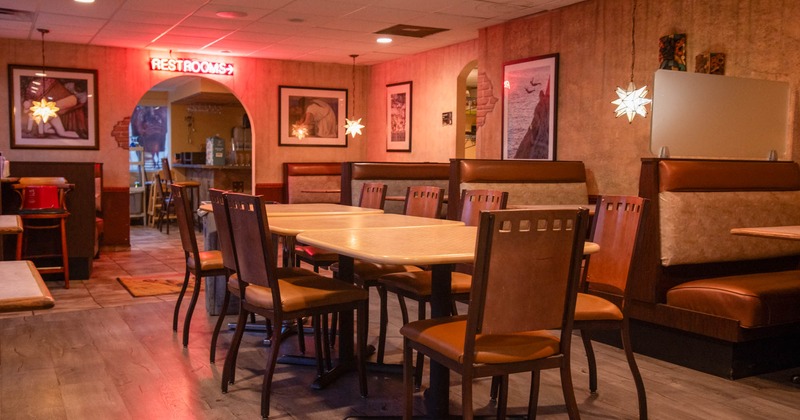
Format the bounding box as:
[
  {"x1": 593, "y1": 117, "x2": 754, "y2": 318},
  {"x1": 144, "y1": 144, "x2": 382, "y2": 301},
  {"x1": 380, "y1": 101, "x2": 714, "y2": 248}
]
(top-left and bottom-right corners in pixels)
[
  {"x1": 9, "y1": 64, "x2": 99, "y2": 150},
  {"x1": 386, "y1": 81, "x2": 412, "y2": 152},
  {"x1": 502, "y1": 53, "x2": 558, "y2": 160},
  {"x1": 278, "y1": 86, "x2": 347, "y2": 147}
]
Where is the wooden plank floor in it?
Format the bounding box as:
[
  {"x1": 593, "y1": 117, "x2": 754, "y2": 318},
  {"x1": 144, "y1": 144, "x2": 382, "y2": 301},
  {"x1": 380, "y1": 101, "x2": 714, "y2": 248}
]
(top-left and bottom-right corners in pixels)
[{"x1": 1, "y1": 226, "x2": 799, "y2": 419}]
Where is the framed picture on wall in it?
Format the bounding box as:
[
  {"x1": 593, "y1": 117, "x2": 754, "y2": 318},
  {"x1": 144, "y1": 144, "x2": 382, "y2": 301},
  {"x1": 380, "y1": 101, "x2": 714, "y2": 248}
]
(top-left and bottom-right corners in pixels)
[
  {"x1": 386, "y1": 81, "x2": 412, "y2": 152},
  {"x1": 502, "y1": 53, "x2": 558, "y2": 160},
  {"x1": 9, "y1": 64, "x2": 99, "y2": 150},
  {"x1": 278, "y1": 86, "x2": 348, "y2": 147}
]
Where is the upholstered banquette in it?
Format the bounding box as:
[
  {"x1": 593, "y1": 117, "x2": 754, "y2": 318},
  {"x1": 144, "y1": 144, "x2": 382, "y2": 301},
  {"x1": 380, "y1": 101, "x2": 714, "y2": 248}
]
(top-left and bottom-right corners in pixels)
[
  {"x1": 628, "y1": 158, "x2": 800, "y2": 378},
  {"x1": 340, "y1": 162, "x2": 450, "y2": 214},
  {"x1": 282, "y1": 162, "x2": 342, "y2": 204},
  {"x1": 447, "y1": 158, "x2": 589, "y2": 220}
]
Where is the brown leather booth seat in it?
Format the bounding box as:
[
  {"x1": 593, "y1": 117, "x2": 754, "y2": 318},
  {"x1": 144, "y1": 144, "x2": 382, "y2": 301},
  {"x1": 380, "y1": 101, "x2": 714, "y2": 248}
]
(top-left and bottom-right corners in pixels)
[
  {"x1": 630, "y1": 158, "x2": 800, "y2": 378},
  {"x1": 666, "y1": 270, "x2": 800, "y2": 328}
]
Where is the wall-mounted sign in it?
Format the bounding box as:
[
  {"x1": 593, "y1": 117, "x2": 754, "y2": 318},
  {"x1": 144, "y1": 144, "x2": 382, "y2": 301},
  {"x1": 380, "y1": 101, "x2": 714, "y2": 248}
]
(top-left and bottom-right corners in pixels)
[{"x1": 149, "y1": 58, "x2": 234, "y2": 76}]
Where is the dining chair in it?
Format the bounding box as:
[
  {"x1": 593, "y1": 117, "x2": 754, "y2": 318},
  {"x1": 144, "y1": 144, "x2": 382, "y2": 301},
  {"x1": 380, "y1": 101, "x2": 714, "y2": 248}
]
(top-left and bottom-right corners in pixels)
[
  {"x1": 294, "y1": 181, "x2": 388, "y2": 272},
  {"x1": 221, "y1": 192, "x2": 369, "y2": 419},
  {"x1": 400, "y1": 208, "x2": 589, "y2": 419},
  {"x1": 377, "y1": 189, "x2": 507, "y2": 382},
  {"x1": 574, "y1": 195, "x2": 649, "y2": 419},
  {"x1": 208, "y1": 189, "x2": 318, "y2": 364},
  {"x1": 170, "y1": 184, "x2": 227, "y2": 348},
  {"x1": 153, "y1": 172, "x2": 175, "y2": 234}
]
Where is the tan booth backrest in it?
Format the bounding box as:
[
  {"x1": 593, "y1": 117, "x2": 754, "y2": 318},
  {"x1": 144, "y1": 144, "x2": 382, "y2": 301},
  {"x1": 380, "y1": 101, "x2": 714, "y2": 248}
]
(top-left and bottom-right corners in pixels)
[
  {"x1": 283, "y1": 162, "x2": 342, "y2": 204},
  {"x1": 657, "y1": 160, "x2": 800, "y2": 266},
  {"x1": 448, "y1": 159, "x2": 588, "y2": 220},
  {"x1": 343, "y1": 162, "x2": 450, "y2": 214}
]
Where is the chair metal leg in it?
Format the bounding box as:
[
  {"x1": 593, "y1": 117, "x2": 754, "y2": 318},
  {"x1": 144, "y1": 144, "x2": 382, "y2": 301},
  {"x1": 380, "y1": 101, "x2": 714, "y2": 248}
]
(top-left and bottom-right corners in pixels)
[
  {"x1": 261, "y1": 316, "x2": 284, "y2": 419},
  {"x1": 357, "y1": 302, "x2": 369, "y2": 398},
  {"x1": 210, "y1": 287, "x2": 232, "y2": 363},
  {"x1": 182, "y1": 273, "x2": 203, "y2": 347},
  {"x1": 313, "y1": 315, "x2": 325, "y2": 377},
  {"x1": 173, "y1": 269, "x2": 191, "y2": 331},
  {"x1": 621, "y1": 320, "x2": 648, "y2": 420},
  {"x1": 560, "y1": 361, "x2": 581, "y2": 420},
  {"x1": 403, "y1": 337, "x2": 414, "y2": 420},
  {"x1": 413, "y1": 302, "x2": 426, "y2": 390},
  {"x1": 222, "y1": 309, "x2": 248, "y2": 392},
  {"x1": 490, "y1": 375, "x2": 500, "y2": 401},
  {"x1": 528, "y1": 370, "x2": 541, "y2": 419},
  {"x1": 496, "y1": 375, "x2": 509, "y2": 419},
  {"x1": 580, "y1": 330, "x2": 598, "y2": 393}
]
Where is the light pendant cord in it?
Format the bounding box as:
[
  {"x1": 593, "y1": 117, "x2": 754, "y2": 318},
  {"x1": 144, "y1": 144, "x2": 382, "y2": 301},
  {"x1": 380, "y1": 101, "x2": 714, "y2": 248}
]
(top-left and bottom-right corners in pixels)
[
  {"x1": 630, "y1": 0, "x2": 636, "y2": 83},
  {"x1": 350, "y1": 54, "x2": 357, "y2": 115}
]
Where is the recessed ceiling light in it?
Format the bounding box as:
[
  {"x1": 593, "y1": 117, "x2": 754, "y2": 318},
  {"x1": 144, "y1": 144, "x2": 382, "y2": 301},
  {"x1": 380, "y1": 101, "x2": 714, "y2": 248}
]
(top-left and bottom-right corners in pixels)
[
  {"x1": 220, "y1": 50, "x2": 231, "y2": 54},
  {"x1": 75, "y1": 0, "x2": 95, "y2": 3},
  {"x1": 216, "y1": 10, "x2": 247, "y2": 19},
  {"x1": 377, "y1": 37, "x2": 392, "y2": 44}
]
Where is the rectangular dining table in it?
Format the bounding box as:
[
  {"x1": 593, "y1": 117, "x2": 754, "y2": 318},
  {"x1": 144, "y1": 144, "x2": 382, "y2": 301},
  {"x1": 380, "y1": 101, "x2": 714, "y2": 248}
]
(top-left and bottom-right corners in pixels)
[
  {"x1": 198, "y1": 201, "x2": 384, "y2": 217},
  {"x1": 297, "y1": 224, "x2": 599, "y2": 417}
]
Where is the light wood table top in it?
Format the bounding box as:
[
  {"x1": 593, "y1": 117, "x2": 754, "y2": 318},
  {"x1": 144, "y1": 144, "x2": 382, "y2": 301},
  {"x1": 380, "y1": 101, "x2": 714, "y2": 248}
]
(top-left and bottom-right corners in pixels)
[
  {"x1": 198, "y1": 202, "x2": 383, "y2": 217},
  {"x1": 0, "y1": 260, "x2": 55, "y2": 313},
  {"x1": 0, "y1": 215, "x2": 23, "y2": 234},
  {"x1": 730, "y1": 225, "x2": 800, "y2": 240},
  {"x1": 270, "y1": 213, "x2": 462, "y2": 237}
]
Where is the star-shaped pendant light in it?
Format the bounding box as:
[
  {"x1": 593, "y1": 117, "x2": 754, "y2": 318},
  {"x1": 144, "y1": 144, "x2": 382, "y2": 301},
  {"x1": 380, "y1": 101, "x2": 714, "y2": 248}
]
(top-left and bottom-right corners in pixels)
[
  {"x1": 612, "y1": 0, "x2": 651, "y2": 123},
  {"x1": 29, "y1": 28, "x2": 60, "y2": 125},
  {"x1": 343, "y1": 54, "x2": 365, "y2": 138},
  {"x1": 30, "y1": 97, "x2": 60, "y2": 124}
]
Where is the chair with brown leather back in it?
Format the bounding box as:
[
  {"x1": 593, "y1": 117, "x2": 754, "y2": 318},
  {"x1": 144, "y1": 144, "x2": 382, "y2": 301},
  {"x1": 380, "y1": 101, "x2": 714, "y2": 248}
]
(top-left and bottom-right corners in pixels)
[
  {"x1": 574, "y1": 195, "x2": 649, "y2": 419},
  {"x1": 208, "y1": 189, "x2": 318, "y2": 364},
  {"x1": 170, "y1": 184, "x2": 227, "y2": 348},
  {"x1": 294, "y1": 182, "x2": 388, "y2": 272},
  {"x1": 400, "y1": 208, "x2": 589, "y2": 419},
  {"x1": 377, "y1": 189, "x2": 507, "y2": 384},
  {"x1": 220, "y1": 192, "x2": 369, "y2": 419}
]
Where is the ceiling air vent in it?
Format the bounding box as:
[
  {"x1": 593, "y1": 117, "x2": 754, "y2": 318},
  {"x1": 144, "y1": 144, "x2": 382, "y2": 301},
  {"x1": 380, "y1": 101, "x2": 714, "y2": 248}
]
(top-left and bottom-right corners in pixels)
[
  {"x1": 0, "y1": 7, "x2": 34, "y2": 22},
  {"x1": 375, "y1": 24, "x2": 449, "y2": 39}
]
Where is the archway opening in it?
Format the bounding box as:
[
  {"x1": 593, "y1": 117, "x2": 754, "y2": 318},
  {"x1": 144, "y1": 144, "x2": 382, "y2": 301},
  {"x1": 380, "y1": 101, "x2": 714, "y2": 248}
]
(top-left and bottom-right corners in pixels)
[{"x1": 456, "y1": 60, "x2": 478, "y2": 159}]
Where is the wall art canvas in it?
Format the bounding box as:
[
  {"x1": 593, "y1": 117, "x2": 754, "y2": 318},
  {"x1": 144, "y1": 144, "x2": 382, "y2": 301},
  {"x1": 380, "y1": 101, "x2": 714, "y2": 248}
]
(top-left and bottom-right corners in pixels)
[
  {"x1": 279, "y1": 86, "x2": 347, "y2": 147},
  {"x1": 386, "y1": 81, "x2": 412, "y2": 152}
]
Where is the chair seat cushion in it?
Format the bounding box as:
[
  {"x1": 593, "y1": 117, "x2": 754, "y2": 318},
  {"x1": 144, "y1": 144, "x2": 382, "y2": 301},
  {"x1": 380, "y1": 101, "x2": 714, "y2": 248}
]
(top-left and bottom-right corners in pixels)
[
  {"x1": 295, "y1": 245, "x2": 338, "y2": 260},
  {"x1": 573, "y1": 293, "x2": 623, "y2": 322},
  {"x1": 245, "y1": 276, "x2": 368, "y2": 313},
  {"x1": 227, "y1": 267, "x2": 316, "y2": 293},
  {"x1": 188, "y1": 250, "x2": 224, "y2": 271},
  {"x1": 330, "y1": 260, "x2": 422, "y2": 283},
  {"x1": 378, "y1": 271, "x2": 472, "y2": 296},
  {"x1": 400, "y1": 316, "x2": 560, "y2": 364},
  {"x1": 666, "y1": 270, "x2": 800, "y2": 328}
]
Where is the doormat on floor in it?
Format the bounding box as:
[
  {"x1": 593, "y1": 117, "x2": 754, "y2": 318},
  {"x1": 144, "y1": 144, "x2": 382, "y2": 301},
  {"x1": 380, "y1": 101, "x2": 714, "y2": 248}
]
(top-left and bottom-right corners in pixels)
[{"x1": 116, "y1": 274, "x2": 201, "y2": 297}]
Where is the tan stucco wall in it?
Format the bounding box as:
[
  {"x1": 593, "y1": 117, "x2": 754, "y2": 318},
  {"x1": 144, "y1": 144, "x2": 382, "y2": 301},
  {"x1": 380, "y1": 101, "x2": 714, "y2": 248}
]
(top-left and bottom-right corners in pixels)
[{"x1": 479, "y1": 0, "x2": 800, "y2": 196}]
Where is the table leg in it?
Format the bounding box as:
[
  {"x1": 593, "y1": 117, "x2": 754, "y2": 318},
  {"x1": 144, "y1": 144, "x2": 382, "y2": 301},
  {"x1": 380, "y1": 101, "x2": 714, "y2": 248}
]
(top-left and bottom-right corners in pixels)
[{"x1": 425, "y1": 264, "x2": 454, "y2": 418}]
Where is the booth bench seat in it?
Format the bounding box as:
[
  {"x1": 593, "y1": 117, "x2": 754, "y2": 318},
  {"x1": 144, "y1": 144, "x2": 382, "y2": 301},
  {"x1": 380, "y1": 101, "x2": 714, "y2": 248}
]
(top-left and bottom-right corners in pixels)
[{"x1": 628, "y1": 158, "x2": 800, "y2": 378}]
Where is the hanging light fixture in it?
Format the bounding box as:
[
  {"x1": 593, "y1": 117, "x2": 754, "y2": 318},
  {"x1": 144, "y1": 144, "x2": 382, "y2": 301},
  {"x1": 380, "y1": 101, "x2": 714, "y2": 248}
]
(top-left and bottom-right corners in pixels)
[
  {"x1": 29, "y1": 28, "x2": 59, "y2": 125},
  {"x1": 611, "y1": 0, "x2": 651, "y2": 123},
  {"x1": 344, "y1": 54, "x2": 365, "y2": 138}
]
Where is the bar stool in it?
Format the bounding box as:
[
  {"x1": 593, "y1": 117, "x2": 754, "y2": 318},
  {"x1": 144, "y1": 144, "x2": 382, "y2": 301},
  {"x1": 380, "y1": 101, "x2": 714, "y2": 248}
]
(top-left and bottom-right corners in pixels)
[
  {"x1": 161, "y1": 158, "x2": 201, "y2": 230},
  {"x1": 14, "y1": 177, "x2": 73, "y2": 289}
]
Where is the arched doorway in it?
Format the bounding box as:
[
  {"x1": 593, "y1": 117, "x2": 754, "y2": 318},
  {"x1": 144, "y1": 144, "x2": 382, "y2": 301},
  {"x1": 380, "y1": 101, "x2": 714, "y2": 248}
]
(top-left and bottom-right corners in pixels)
[
  {"x1": 456, "y1": 60, "x2": 478, "y2": 159},
  {"x1": 129, "y1": 76, "x2": 252, "y2": 224}
]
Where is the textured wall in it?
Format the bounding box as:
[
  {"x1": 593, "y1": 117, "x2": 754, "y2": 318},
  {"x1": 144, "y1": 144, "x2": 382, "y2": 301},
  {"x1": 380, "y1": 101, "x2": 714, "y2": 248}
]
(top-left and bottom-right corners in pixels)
[{"x1": 479, "y1": 0, "x2": 800, "y2": 196}]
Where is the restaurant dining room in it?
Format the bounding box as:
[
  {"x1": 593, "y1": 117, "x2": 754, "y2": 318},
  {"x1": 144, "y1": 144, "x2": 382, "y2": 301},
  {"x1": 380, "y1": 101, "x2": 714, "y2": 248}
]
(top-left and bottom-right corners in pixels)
[{"x1": 1, "y1": 0, "x2": 800, "y2": 419}]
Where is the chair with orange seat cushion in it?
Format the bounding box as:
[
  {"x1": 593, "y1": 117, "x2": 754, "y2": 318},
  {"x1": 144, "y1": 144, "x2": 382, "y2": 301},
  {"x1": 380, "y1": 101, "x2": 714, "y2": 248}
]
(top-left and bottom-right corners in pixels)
[
  {"x1": 574, "y1": 195, "x2": 649, "y2": 419},
  {"x1": 221, "y1": 192, "x2": 369, "y2": 419},
  {"x1": 207, "y1": 188, "x2": 318, "y2": 364},
  {"x1": 170, "y1": 184, "x2": 227, "y2": 348},
  {"x1": 377, "y1": 189, "x2": 507, "y2": 385},
  {"x1": 293, "y1": 182, "x2": 388, "y2": 272},
  {"x1": 400, "y1": 207, "x2": 590, "y2": 419}
]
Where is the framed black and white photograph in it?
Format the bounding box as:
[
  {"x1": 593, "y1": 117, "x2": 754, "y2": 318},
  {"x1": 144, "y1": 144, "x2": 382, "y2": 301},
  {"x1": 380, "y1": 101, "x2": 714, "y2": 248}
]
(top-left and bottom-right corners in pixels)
[
  {"x1": 9, "y1": 64, "x2": 98, "y2": 150},
  {"x1": 279, "y1": 86, "x2": 347, "y2": 147},
  {"x1": 502, "y1": 53, "x2": 558, "y2": 160},
  {"x1": 386, "y1": 81, "x2": 412, "y2": 152}
]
